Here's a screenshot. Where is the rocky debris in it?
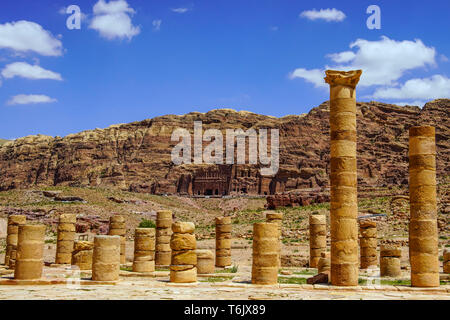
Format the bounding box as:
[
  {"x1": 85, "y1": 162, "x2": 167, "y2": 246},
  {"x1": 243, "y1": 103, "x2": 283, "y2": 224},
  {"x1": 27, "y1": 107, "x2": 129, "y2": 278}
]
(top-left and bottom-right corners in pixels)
[
  {"x1": 76, "y1": 215, "x2": 109, "y2": 235},
  {"x1": 108, "y1": 197, "x2": 147, "y2": 205},
  {"x1": 281, "y1": 254, "x2": 309, "y2": 268},
  {"x1": 307, "y1": 273, "x2": 329, "y2": 285},
  {"x1": 54, "y1": 196, "x2": 86, "y2": 202},
  {"x1": 2, "y1": 208, "x2": 56, "y2": 224},
  {"x1": 266, "y1": 188, "x2": 330, "y2": 209},
  {"x1": 43, "y1": 191, "x2": 62, "y2": 198},
  {"x1": 0, "y1": 100, "x2": 448, "y2": 195},
  {"x1": 380, "y1": 239, "x2": 408, "y2": 247},
  {"x1": 280, "y1": 270, "x2": 292, "y2": 275}
]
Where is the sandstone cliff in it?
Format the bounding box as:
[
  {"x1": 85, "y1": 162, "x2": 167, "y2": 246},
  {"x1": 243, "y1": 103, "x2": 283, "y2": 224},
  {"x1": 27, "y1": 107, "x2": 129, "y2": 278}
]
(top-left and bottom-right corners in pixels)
[{"x1": 0, "y1": 99, "x2": 448, "y2": 194}]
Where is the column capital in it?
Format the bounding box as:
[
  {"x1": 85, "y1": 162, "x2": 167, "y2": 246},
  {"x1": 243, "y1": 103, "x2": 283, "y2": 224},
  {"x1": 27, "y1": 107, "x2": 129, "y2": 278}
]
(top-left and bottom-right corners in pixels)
[{"x1": 324, "y1": 69, "x2": 362, "y2": 88}]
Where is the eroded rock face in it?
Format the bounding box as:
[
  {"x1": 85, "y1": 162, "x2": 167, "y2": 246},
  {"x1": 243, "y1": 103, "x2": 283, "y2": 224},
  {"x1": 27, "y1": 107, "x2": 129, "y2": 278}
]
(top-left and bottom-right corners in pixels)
[{"x1": 0, "y1": 100, "x2": 448, "y2": 194}]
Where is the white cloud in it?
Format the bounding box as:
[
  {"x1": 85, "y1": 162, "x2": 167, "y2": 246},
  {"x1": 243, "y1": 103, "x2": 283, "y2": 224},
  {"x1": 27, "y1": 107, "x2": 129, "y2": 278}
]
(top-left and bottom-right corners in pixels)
[
  {"x1": 289, "y1": 68, "x2": 326, "y2": 88},
  {"x1": 171, "y1": 8, "x2": 189, "y2": 14},
  {"x1": 152, "y1": 20, "x2": 162, "y2": 31},
  {"x1": 371, "y1": 75, "x2": 450, "y2": 100},
  {"x1": 300, "y1": 8, "x2": 346, "y2": 22},
  {"x1": 89, "y1": 0, "x2": 140, "y2": 40},
  {"x1": 270, "y1": 26, "x2": 279, "y2": 31},
  {"x1": 7, "y1": 94, "x2": 57, "y2": 105},
  {"x1": 326, "y1": 51, "x2": 355, "y2": 63},
  {"x1": 390, "y1": 101, "x2": 426, "y2": 108},
  {"x1": 290, "y1": 36, "x2": 437, "y2": 88},
  {"x1": 440, "y1": 54, "x2": 449, "y2": 62},
  {"x1": 0, "y1": 20, "x2": 63, "y2": 56},
  {"x1": 333, "y1": 37, "x2": 436, "y2": 86},
  {"x1": 2, "y1": 62, "x2": 62, "y2": 81}
]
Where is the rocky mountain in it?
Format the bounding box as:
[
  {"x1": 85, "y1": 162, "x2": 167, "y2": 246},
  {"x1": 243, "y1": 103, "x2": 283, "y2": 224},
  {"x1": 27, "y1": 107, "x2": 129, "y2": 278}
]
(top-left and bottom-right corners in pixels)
[
  {"x1": 0, "y1": 99, "x2": 448, "y2": 195},
  {"x1": 0, "y1": 139, "x2": 10, "y2": 146}
]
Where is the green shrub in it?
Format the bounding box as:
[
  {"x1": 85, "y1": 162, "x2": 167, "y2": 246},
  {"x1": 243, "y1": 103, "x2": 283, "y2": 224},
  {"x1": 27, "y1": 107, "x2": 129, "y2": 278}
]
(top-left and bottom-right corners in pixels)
[{"x1": 138, "y1": 219, "x2": 156, "y2": 228}]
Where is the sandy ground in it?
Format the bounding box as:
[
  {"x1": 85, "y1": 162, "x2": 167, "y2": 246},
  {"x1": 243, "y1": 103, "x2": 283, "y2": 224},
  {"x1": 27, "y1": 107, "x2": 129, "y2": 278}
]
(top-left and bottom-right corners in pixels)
[{"x1": 0, "y1": 238, "x2": 449, "y2": 300}]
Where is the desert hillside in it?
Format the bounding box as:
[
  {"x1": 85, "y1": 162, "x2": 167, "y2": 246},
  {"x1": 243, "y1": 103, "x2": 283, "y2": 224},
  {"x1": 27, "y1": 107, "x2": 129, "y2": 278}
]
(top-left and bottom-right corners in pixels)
[{"x1": 0, "y1": 99, "x2": 448, "y2": 194}]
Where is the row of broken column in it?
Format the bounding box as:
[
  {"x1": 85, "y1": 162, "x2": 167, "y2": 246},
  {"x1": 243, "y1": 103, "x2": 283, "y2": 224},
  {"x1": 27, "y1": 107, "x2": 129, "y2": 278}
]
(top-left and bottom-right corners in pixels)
[{"x1": 1, "y1": 210, "x2": 233, "y2": 282}]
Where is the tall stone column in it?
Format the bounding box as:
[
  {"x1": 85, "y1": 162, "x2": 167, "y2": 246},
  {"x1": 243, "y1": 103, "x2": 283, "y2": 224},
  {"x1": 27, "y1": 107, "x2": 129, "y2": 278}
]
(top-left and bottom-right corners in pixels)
[
  {"x1": 251, "y1": 222, "x2": 279, "y2": 285},
  {"x1": 92, "y1": 235, "x2": 120, "y2": 281},
  {"x1": 359, "y1": 220, "x2": 378, "y2": 269},
  {"x1": 215, "y1": 216, "x2": 232, "y2": 267},
  {"x1": 309, "y1": 213, "x2": 326, "y2": 268},
  {"x1": 14, "y1": 224, "x2": 45, "y2": 280},
  {"x1": 5, "y1": 215, "x2": 26, "y2": 268},
  {"x1": 409, "y1": 126, "x2": 439, "y2": 287},
  {"x1": 324, "y1": 69, "x2": 362, "y2": 286},
  {"x1": 265, "y1": 212, "x2": 283, "y2": 268},
  {"x1": 55, "y1": 214, "x2": 76, "y2": 264},
  {"x1": 108, "y1": 215, "x2": 126, "y2": 264},
  {"x1": 155, "y1": 210, "x2": 173, "y2": 267},
  {"x1": 133, "y1": 228, "x2": 156, "y2": 273}
]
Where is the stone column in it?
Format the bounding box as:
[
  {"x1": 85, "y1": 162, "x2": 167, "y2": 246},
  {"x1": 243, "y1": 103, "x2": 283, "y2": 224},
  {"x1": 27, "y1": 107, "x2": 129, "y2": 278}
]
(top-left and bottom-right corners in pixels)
[
  {"x1": 215, "y1": 216, "x2": 232, "y2": 267},
  {"x1": 92, "y1": 235, "x2": 120, "y2": 281},
  {"x1": 380, "y1": 245, "x2": 401, "y2": 277},
  {"x1": 5, "y1": 215, "x2": 26, "y2": 268},
  {"x1": 71, "y1": 241, "x2": 94, "y2": 270},
  {"x1": 132, "y1": 228, "x2": 155, "y2": 273},
  {"x1": 309, "y1": 213, "x2": 327, "y2": 268},
  {"x1": 55, "y1": 214, "x2": 76, "y2": 264},
  {"x1": 196, "y1": 249, "x2": 215, "y2": 274},
  {"x1": 444, "y1": 249, "x2": 450, "y2": 274},
  {"x1": 325, "y1": 69, "x2": 362, "y2": 286},
  {"x1": 265, "y1": 212, "x2": 283, "y2": 268},
  {"x1": 155, "y1": 210, "x2": 173, "y2": 267},
  {"x1": 108, "y1": 215, "x2": 126, "y2": 264},
  {"x1": 251, "y1": 222, "x2": 279, "y2": 285},
  {"x1": 409, "y1": 126, "x2": 439, "y2": 287},
  {"x1": 14, "y1": 224, "x2": 45, "y2": 280},
  {"x1": 359, "y1": 220, "x2": 378, "y2": 269},
  {"x1": 170, "y1": 222, "x2": 197, "y2": 283}
]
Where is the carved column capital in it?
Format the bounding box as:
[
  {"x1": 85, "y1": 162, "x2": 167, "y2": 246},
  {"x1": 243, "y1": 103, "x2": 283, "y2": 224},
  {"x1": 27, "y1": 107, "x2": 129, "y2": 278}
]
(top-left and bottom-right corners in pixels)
[{"x1": 324, "y1": 69, "x2": 362, "y2": 88}]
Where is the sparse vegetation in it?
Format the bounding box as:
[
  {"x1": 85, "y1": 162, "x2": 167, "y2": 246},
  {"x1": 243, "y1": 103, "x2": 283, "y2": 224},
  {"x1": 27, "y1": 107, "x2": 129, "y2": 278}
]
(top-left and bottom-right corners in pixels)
[
  {"x1": 217, "y1": 265, "x2": 238, "y2": 273},
  {"x1": 138, "y1": 219, "x2": 156, "y2": 228},
  {"x1": 278, "y1": 276, "x2": 307, "y2": 285},
  {"x1": 199, "y1": 276, "x2": 234, "y2": 283}
]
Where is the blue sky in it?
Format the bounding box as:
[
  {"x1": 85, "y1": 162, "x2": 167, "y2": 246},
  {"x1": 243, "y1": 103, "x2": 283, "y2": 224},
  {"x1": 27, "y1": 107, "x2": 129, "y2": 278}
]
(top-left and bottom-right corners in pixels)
[{"x1": 0, "y1": 0, "x2": 449, "y2": 139}]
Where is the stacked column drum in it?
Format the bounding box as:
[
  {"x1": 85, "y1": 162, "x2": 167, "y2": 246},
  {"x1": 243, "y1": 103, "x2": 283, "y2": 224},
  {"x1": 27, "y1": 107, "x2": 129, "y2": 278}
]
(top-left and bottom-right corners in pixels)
[
  {"x1": 380, "y1": 245, "x2": 401, "y2": 277},
  {"x1": 132, "y1": 228, "x2": 155, "y2": 273},
  {"x1": 155, "y1": 210, "x2": 173, "y2": 266},
  {"x1": 14, "y1": 225, "x2": 46, "y2": 280},
  {"x1": 325, "y1": 69, "x2": 362, "y2": 286},
  {"x1": 92, "y1": 235, "x2": 120, "y2": 281},
  {"x1": 215, "y1": 216, "x2": 232, "y2": 267},
  {"x1": 55, "y1": 214, "x2": 76, "y2": 264},
  {"x1": 266, "y1": 212, "x2": 283, "y2": 268},
  {"x1": 309, "y1": 213, "x2": 326, "y2": 268},
  {"x1": 108, "y1": 215, "x2": 126, "y2": 264},
  {"x1": 170, "y1": 222, "x2": 197, "y2": 283},
  {"x1": 359, "y1": 221, "x2": 378, "y2": 269},
  {"x1": 195, "y1": 249, "x2": 215, "y2": 274},
  {"x1": 409, "y1": 126, "x2": 439, "y2": 287},
  {"x1": 251, "y1": 222, "x2": 279, "y2": 285},
  {"x1": 5, "y1": 215, "x2": 26, "y2": 269},
  {"x1": 71, "y1": 240, "x2": 94, "y2": 270}
]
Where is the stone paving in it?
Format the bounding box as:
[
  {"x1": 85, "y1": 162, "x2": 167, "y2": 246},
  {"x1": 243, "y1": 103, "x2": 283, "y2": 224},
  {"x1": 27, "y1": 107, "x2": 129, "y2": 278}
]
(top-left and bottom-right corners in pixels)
[{"x1": 0, "y1": 265, "x2": 448, "y2": 300}]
